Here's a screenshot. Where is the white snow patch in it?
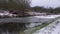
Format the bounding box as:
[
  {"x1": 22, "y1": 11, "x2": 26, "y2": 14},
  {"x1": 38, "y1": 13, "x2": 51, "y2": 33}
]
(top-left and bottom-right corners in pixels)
[
  {"x1": 33, "y1": 19, "x2": 60, "y2": 34},
  {"x1": 34, "y1": 15, "x2": 60, "y2": 19}
]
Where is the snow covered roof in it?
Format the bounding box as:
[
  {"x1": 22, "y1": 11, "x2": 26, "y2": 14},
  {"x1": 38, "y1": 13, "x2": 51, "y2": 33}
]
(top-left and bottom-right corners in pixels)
[{"x1": 0, "y1": 10, "x2": 17, "y2": 17}]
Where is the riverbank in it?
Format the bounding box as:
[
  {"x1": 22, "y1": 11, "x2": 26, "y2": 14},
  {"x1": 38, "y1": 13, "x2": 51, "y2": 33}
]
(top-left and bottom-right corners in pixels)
[
  {"x1": 24, "y1": 16, "x2": 60, "y2": 34},
  {"x1": 33, "y1": 18, "x2": 60, "y2": 34}
]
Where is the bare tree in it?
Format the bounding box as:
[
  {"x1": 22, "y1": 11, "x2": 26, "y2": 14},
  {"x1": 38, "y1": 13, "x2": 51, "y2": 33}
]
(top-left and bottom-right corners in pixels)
[{"x1": 0, "y1": 0, "x2": 31, "y2": 16}]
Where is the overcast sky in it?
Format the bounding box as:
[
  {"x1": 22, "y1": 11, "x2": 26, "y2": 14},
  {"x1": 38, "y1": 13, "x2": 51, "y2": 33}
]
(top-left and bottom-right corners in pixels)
[{"x1": 30, "y1": 0, "x2": 60, "y2": 8}]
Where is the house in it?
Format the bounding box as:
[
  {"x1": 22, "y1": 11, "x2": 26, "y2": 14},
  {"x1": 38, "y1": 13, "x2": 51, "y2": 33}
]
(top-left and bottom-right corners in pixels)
[{"x1": 0, "y1": 10, "x2": 17, "y2": 18}]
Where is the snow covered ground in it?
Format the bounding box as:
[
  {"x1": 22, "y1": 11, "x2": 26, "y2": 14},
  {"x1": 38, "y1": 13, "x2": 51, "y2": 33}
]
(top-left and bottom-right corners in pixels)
[
  {"x1": 34, "y1": 15, "x2": 60, "y2": 19},
  {"x1": 33, "y1": 18, "x2": 60, "y2": 34}
]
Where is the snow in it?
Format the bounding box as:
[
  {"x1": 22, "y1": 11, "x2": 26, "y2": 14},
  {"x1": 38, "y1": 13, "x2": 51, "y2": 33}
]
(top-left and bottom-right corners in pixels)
[
  {"x1": 0, "y1": 13, "x2": 4, "y2": 16},
  {"x1": 51, "y1": 22, "x2": 60, "y2": 34},
  {"x1": 33, "y1": 18, "x2": 60, "y2": 34},
  {"x1": 0, "y1": 11, "x2": 17, "y2": 17},
  {"x1": 34, "y1": 15, "x2": 60, "y2": 19}
]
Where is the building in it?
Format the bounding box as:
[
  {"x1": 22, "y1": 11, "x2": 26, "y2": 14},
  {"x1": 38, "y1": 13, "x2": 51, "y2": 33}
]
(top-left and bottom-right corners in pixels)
[{"x1": 0, "y1": 10, "x2": 17, "y2": 18}]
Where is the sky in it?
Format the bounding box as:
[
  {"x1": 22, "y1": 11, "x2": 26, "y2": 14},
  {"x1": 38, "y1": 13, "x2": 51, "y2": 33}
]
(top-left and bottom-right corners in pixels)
[{"x1": 30, "y1": 0, "x2": 60, "y2": 8}]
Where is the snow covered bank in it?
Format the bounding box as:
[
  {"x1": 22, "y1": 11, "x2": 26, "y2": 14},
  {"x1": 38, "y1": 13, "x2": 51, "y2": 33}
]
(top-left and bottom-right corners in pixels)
[
  {"x1": 34, "y1": 15, "x2": 60, "y2": 19},
  {"x1": 33, "y1": 18, "x2": 60, "y2": 34}
]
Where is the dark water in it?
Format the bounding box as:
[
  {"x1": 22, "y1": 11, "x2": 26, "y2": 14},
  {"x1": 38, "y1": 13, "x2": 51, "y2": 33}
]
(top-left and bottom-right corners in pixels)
[{"x1": 0, "y1": 23, "x2": 26, "y2": 34}]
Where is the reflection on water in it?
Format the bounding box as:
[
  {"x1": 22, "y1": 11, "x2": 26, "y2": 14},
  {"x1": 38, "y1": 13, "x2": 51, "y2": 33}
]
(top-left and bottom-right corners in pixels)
[{"x1": 0, "y1": 23, "x2": 26, "y2": 34}]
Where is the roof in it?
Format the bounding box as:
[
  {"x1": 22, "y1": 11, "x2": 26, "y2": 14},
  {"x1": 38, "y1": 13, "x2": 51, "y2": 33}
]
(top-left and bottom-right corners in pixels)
[{"x1": 0, "y1": 10, "x2": 17, "y2": 17}]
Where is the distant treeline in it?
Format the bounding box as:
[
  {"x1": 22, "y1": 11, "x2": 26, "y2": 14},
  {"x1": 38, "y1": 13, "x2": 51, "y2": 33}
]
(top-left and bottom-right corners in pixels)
[{"x1": 30, "y1": 6, "x2": 60, "y2": 14}]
